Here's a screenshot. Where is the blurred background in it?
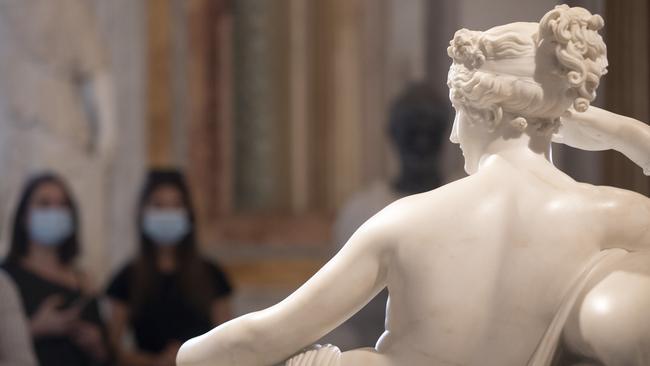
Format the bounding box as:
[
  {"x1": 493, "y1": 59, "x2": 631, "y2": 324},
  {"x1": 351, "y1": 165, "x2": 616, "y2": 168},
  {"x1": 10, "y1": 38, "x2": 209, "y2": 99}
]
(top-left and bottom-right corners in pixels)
[{"x1": 0, "y1": 0, "x2": 648, "y2": 362}]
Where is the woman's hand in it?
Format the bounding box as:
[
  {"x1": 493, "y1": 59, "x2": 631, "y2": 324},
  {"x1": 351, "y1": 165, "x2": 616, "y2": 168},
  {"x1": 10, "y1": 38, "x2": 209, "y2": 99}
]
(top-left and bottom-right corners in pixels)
[
  {"x1": 30, "y1": 295, "x2": 80, "y2": 337},
  {"x1": 70, "y1": 320, "x2": 107, "y2": 361},
  {"x1": 153, "y1": 342, "x2": 181, "y2": 366}
]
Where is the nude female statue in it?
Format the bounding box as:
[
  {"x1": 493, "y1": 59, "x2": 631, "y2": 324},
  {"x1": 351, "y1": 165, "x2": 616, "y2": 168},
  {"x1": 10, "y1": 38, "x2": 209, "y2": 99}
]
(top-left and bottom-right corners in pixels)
[{"x1": 177, "y1": 5, "x2": 650, "y2": 366}]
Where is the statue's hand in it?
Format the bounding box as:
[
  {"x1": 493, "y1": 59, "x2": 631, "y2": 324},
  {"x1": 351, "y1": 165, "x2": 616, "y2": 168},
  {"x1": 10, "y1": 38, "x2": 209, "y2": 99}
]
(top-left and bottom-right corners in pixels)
[
  {"x1": 554, "y1": 108, "x2": 611, "y2": 151},
  {"x1": 555, "y1": 107, "x2": 650, "y2": 176}
]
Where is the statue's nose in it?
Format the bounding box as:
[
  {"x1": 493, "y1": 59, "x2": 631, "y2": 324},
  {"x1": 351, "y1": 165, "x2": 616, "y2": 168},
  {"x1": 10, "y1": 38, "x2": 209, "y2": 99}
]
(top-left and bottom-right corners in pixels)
[{"x1": 449, "y1": 119, "x2": 459, "y2": 144}]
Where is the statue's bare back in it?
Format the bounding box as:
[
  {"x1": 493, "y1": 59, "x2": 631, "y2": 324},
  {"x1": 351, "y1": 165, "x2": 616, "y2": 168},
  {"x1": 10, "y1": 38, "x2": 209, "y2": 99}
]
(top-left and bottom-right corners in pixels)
[{"x1": 371, "y1": 154, "x2": 645, "y2": 365}]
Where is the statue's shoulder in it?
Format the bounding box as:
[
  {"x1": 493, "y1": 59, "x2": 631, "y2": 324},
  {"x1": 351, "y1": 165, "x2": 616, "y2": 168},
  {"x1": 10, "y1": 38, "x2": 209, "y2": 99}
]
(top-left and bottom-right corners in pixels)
[
  {"x1": 367, "y1": 176, "x2": 481, "y2": 235},
  {"x1": 387, "y1": 176, "x2": 477, "y2": 213},
  {"x1": 589, "y1": 183, "x2": 650, "y2": 203},
  {"x1": 583, "y1": 184, "x2": 650, "y2": 251}
]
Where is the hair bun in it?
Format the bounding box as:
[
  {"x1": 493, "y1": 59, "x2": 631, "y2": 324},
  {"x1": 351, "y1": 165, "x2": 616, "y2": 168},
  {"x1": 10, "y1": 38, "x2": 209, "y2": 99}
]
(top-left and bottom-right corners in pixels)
[
  {"x1": 447, "y1": 29, "x2": 486, "y2": 70},
  {"x1": 538, "y1": 5, "x2": 608, "y2": 112}
]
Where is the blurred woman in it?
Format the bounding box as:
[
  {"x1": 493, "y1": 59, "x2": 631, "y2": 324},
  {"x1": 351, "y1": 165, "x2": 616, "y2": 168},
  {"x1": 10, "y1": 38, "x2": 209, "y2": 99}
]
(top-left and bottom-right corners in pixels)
[
  {"x1": 106, "y1": 169, "x2": 233, "y2": 366},
  {"x1": 2, "y1": 173, "x2": 109, "y2": 366}
]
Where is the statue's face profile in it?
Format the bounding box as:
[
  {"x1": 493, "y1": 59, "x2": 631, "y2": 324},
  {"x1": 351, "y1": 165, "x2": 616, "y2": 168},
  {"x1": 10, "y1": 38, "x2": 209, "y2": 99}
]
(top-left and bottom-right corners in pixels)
[{"x1": 450, "y1": 108, "x2": 487, "y2": 175}]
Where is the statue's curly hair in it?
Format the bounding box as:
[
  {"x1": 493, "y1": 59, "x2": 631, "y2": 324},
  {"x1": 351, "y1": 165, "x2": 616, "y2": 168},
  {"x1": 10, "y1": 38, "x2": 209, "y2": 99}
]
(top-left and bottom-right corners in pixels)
[
  {"x1": 538, "y1": 4, "x2": 608, "y2": 112},
  {"x1": 447, "y1": 5, "x2": 608, "y2": 134}
]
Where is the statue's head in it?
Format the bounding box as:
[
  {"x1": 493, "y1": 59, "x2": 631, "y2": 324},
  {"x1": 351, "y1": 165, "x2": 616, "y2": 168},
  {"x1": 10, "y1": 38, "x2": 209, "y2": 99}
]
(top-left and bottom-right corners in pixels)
[{"x1": 447, "y1": 5, "x2": 608, "y2": 174}]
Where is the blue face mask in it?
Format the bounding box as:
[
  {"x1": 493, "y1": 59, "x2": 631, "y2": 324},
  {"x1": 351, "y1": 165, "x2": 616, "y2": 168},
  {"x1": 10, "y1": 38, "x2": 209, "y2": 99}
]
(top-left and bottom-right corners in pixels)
[
  {"x1": 28, "y1": 208, "x2": 74, "y2": 247},
  {"x1": 142, "y1": 209, "x2": 190, "y2": 246}
]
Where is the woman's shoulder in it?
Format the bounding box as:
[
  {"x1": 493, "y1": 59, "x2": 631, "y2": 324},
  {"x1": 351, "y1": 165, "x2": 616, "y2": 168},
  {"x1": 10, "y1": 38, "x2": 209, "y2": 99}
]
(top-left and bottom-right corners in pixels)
[
  {"x1": 200, "y1": 258, "x2": 230, "y2": 280},
  {"x1": 110, "y1": 261, "x2": 137, "y2": 279},
  {"x1": 0, "y1": 261, "x2": 38, "y2": 289},
  {"x1": 0, "y1": 261, "x2": 80, "y2": 309},
  {"x1": 1, "y1": 260, "x2": 22, "y2": 277},
  {"x1": 198, "y1": 257, "x2": 233, "y2": 295}
]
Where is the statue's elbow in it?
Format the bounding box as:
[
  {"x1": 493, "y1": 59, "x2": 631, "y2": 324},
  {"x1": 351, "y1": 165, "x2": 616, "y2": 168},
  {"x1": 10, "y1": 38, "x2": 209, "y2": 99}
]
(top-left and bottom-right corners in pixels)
[
  {"x1": 564, "y1": 266, "x2": 650, "y2": 363},
  {"x1": 176, "y1": 314, "x2": 262, "y2": 366},
  {"x1": 176, "y1": 336, "x2": 211, "y2": 366}
]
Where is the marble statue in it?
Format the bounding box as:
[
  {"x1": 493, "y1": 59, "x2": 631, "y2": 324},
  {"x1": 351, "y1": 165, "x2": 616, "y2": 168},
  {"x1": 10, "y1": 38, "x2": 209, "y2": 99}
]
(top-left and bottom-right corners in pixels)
[
  {"x1": 0, "y1": 0, "x2": 115, "y2": 277},
  {"x1": 177, "y1": 5, "x2": 650, "y2": 366}
]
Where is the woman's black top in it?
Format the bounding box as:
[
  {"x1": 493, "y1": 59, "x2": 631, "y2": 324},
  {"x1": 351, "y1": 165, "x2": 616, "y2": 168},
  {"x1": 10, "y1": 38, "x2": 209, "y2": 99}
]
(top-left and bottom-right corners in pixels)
[
  {"x1": 106, "y1": 259, "x2": 232, "y2": 354},
  {"x1": 1, "y1": 261, "x2": 108, "y2": 366}
]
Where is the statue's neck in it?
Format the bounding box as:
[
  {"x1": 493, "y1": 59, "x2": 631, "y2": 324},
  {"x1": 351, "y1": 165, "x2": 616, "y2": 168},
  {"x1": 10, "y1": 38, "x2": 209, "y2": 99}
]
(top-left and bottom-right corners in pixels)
[{"x1": 478, "y1": 126, "x2": 554, "y2": 173}]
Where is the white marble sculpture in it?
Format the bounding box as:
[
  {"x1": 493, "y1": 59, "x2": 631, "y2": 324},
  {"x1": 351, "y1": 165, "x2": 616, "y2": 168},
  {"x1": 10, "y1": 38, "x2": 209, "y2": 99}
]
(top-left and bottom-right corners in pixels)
[
  {"x1": 177, "y1": 5, "x2": 650, "y2": 366},
  {"x1": 0, "y1": 0, "x2": 115, "y2": 276}
]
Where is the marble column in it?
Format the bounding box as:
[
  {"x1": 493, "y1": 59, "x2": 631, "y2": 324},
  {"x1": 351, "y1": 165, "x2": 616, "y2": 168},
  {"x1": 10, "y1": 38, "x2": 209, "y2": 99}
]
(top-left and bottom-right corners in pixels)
[
  {"x1": 311, "y1": 0, "x2": 431, "y2": 208},
  {"x1": 233, "y1": 0, "x2": 290, "y2": 212},
  {"x1": 327, "y1": 0, "x2": 365, "y2": 209},
  {"x1": 170, "y1": 0, "x2": 190, "y2": 168},
  {"x1": 287, "y1": 0, "x2": 311, "y2": 214},
  {"x1": 308, "y1": 0, "x2": 333, "y2": 211},
  {"x1": 358, "y1": 0, "x2": 432, "y2": 187},
  {"x1": 359, "y1": 0, "x2": 389, "y2": 187},
  {"x1": 186, "y1": 0, "x2": 233, "y2": 246},
  {"x1": 379, "y1": 0, "x2": 428, "y2": 182}
]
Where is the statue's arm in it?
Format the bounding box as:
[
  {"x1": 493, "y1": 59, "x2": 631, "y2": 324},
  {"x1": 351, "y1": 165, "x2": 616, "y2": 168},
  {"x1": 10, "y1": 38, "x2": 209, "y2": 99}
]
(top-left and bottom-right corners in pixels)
[
  {"x1": 596, "y1": 186, "x2": 650, "y2": 253},
  {"x1": 554, "y1": 106, "x2": 650, "y2": 175},
  {"x1": 176, "y1": 210, "x2": 395, "y2": 366}
]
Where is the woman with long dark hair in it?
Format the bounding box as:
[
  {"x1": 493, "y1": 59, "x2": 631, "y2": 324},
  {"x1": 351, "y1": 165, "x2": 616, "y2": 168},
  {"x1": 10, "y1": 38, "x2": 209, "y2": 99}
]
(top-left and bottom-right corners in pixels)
[
  {"x1": 1, "y1": 172, "x2": 109, "y2": 366},
  {"x1": 106, "y1": 169, "x2": 232, "y2": 366}
]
